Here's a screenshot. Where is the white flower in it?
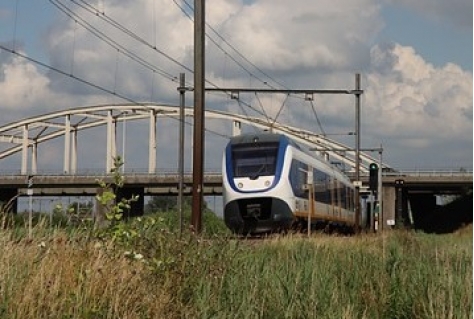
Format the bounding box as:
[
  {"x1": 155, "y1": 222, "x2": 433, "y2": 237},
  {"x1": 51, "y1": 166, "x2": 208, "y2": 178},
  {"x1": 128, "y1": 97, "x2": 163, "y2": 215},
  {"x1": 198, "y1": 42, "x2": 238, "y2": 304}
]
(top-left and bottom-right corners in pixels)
[{"x1": 124, "y1": 251, "x2": 145, "y2": 261}]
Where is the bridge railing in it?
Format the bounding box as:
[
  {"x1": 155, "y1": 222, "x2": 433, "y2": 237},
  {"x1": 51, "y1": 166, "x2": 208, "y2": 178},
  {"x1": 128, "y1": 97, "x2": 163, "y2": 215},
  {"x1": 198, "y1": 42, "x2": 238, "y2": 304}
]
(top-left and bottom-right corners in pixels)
[
  {"x1": 0, "y1": 168, "x2": 223, "y2": 178},
  {"x1": 1, "y1": 168, "x2": 472, "y2": 179},
  {"x1": 383, "y1": 169, "x2": 473, "y2": 178}
]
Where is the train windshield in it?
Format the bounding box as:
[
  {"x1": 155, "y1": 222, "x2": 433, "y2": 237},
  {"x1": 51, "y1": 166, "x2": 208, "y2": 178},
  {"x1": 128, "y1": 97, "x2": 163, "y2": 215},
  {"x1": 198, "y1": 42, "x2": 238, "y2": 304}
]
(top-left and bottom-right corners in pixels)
[{"x1": 232, "y1": 142, "x2": 279, "y2": 178}]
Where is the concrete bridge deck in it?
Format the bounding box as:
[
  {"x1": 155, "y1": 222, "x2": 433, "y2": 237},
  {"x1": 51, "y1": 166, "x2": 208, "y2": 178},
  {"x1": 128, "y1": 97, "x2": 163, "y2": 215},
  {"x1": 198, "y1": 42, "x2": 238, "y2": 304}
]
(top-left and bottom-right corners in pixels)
[
  {"x1": 1, "y1": 169, "x2": 470, "y2": 197},
  {"x1": 0, "y1": 172, "x2": 223, "y2": 196},
  {"x1": 0, "y1": 170, "x2": 471, "y2": 230}
]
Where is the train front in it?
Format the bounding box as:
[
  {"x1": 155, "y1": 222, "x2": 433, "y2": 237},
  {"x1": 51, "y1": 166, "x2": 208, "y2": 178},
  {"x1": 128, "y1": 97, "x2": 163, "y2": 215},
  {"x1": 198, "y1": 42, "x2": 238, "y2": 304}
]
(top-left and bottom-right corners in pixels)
[{"x1": 222, "y1": 133, "x2": 294, "y2": 234}]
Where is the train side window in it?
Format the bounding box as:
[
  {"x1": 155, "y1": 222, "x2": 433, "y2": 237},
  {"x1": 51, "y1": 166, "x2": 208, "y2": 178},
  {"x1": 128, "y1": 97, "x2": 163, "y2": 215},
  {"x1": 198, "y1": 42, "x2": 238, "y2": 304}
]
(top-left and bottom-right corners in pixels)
[
  {"x1": 289, "y1": 160, "x2": 307, "y2": 198},
  {"x1": 313, "y1": 168, "x2": 330, "y2": 204},
  {"x1": 340, "y1": 185, "x2": 346, "y2": 209}
]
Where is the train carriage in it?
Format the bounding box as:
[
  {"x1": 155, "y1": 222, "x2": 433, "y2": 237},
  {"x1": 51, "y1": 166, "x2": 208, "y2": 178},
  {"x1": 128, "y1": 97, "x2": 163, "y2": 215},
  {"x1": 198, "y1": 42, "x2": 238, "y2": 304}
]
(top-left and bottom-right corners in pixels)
[{"x1": 222, "y1": 132, "x2": 366, "y2": 234}]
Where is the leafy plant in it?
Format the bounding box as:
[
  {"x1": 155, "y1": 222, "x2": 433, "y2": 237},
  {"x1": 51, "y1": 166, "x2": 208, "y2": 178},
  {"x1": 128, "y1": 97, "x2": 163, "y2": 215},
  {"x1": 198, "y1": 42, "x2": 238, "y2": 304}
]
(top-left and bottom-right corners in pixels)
[
  {"x1": 94, "y1": 156, "x2": 140, "y2": 245},
  {"x1": 95, "y1": 156, "x2": 139, "y2": 223}
]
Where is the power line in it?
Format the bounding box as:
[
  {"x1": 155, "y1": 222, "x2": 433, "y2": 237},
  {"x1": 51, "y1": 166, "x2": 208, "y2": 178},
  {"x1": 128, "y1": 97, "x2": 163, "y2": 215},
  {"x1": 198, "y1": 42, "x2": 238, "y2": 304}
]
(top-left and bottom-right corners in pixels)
[
  {"x1": 310, "y1": 99, "x2": 326, "y2": 136},
  {"x1": 270, "y1": 94, "x2": 290, "y2": 129},
  {"x1": 170, "y1": 0, "x2": 291, "y2": 128},
  {"x1": 0, "y1": 44, "x2": 231, "y2": 141},
  {"x1": 72, "y1": 0, "x2": 194, "y2": 76},
  {"x1": 14, "y1": 1, "x2": 303, "y2": 138},
  {"x1": 0, "y1": 44, "x2": 137, "y2": 104},
  {"x1": 174, "y1": 0, "x2": 288, "y2": 90},
  {"x1": 49, "y1": 0, "x2": 179, "y2": 82},
  {"x1": 57, "y1": 0, "x2": 295, "y2": 129},
  {"x1": 66, "y1": 0, "x2": 229, "y2": 92}
]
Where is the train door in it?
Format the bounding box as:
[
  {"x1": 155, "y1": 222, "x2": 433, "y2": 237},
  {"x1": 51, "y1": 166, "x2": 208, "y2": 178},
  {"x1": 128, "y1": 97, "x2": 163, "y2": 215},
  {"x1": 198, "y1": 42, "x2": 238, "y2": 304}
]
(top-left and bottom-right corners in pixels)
[
  {"x1": 330, "y1": 177, "x2": 336, "y2": 216},
  {"x1": 336, "y1": 180, "x2": 342, "y2": 218}
]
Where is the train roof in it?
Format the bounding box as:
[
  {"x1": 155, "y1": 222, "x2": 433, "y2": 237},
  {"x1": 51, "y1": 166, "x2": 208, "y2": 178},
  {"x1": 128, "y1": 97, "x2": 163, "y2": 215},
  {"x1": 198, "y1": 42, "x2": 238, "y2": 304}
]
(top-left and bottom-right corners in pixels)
[{"x1": 228, "y1": 132, "x2": 284, "y2": 144}]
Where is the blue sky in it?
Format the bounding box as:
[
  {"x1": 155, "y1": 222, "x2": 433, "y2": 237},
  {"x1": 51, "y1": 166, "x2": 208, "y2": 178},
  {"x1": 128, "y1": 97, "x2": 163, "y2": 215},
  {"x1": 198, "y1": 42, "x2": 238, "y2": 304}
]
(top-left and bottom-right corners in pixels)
[
  {"x1": 0, "y1": 0, "x2": 472, "y2": 173},
  {"x1": 378, "y1": 3, "x2": 472, "y2": 70},
  {"x1": 2, "y1": 1, "x2": 471, "y2": 71}
]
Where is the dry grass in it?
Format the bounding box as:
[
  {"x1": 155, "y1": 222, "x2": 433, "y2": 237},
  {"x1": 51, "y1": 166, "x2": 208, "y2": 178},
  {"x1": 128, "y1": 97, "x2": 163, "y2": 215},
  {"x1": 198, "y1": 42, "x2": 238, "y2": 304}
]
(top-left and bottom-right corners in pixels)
[
  {"x1": 0, "y1": 230, "x2": 171, "y2": 319},
  {"x1": 0, "y1": 220, "x2": 471, "y2": 319}
]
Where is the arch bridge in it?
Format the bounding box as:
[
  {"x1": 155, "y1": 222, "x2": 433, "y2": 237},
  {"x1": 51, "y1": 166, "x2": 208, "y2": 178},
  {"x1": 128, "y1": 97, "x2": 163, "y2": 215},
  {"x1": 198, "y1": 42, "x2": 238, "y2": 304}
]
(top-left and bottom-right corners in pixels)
[
  {"x1": 0, "y1": 103, "x2": 384, "y2": 175},
  {"x1": 1, "y1": 104, "x2": 471, "y2": 232}
]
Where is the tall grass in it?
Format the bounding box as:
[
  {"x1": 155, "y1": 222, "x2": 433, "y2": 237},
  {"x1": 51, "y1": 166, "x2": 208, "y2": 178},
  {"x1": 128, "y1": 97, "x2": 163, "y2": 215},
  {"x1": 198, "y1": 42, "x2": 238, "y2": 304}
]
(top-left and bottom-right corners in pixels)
[{"x1": 0, "y1": 216, "x2": 471, "y2": 319}]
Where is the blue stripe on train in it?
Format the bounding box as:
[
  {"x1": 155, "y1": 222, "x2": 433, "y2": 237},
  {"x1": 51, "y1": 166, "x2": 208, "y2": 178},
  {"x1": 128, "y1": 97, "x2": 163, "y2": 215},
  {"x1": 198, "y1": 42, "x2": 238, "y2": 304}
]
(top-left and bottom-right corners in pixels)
[{"x1": 225, "y1": 135, "x2": 289, "y2": 194}]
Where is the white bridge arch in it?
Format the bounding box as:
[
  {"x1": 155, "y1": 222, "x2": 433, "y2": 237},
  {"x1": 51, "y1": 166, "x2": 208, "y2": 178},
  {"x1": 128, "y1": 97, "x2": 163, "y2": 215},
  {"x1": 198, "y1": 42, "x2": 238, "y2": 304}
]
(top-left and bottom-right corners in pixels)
[{"x1": 0, "y1": 103, "x2": 387, "y2": 175}]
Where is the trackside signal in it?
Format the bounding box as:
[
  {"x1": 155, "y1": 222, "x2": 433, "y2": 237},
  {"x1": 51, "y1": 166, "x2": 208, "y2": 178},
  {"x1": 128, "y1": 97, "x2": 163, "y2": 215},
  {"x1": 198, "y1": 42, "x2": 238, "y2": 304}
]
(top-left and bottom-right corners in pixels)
[{"x1": 369, "y1": 163, "x2": 378, "y2": 191}]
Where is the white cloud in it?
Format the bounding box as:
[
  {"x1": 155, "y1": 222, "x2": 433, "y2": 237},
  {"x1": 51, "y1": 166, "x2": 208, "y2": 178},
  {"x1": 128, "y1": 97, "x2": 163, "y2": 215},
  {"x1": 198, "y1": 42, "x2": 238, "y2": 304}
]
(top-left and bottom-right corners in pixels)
[
  {"x1": 365, "y1": 42, "x2": 472, "y2": 154},
  {"x1": 0, "y1": 53, "x2": 51, "y2": 108},
  {"x1": 0, "y1": 0, "x2": 471, "y2": 170},
  {"x1": 212, "y1": 0, "x2": 383, "y2": 73},
  {"x1": 44, "y1": 0, "x2": 192, "y2": 101}
]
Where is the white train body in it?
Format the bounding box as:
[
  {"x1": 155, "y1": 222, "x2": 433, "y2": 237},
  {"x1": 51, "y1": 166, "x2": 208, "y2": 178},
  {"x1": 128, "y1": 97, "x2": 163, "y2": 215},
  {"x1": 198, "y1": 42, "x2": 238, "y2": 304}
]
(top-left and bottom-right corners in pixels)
[{"x1": 222, "y1": 133, "x2": 366, "y2": 234}]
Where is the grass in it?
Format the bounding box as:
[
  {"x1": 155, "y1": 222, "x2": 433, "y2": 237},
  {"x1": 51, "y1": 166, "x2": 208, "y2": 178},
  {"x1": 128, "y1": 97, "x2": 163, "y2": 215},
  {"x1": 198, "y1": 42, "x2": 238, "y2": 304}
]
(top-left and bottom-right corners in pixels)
[{"x1": 0, "y1": 212, "x2": 471, "y2": 319}]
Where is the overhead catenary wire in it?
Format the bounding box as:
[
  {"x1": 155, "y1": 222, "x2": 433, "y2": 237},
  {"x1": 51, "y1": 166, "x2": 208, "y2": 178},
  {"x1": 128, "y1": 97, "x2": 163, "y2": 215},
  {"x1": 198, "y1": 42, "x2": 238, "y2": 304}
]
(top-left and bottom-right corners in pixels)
[
  {"x1": 49, "y1": 0, "x2": 179, "y2": 82},
  {"x1": 0, "y1": 43, "x2": 231, "y2": 141},
  {"x1": 70, "y1": 20, "x2": 77, "y2": 75},
  {"x1": 171, "y1": 0, "x2": 296, "y2": 129},
  {"x1": 310, "y1": 99, "x2": 326, "y2": 136},
  {"x1": 73, "y1": 0, "x2": 192, "y2": 70},
  {"x1": 1, "y1": 43, "x2": 345, "y2": 168},
  {"x1": 255, "y1": 92, "x2": 272, "y2": 124},
  {"x1": 13, "y1": 0, "x2": 20, "y2": 52},
  {"x1": 173, "y1": 0, "x2": 329, "y2": 135},
  {"x1": 15, "y1": 1, "x2": 319, "y2": 140},
  {"x1": 71, "y1": 0, "x2": 194, "y2": 87},
  {"x1": 113, "y1": 48, "x2": 120, "y2": 95},
  {"x1": 173, "y1": 0, "x2": 287, "y2": 91},
  {"x1": 270, "y1": 94, "x2": 290, "y2": 128},
  {"x1": 19, "y1": 1, "x2": 277, "y2": 131},
  {"x1": 62, "y1": 0, "x2": 296, "y2": 129},
  {"x1": 69, "y1": 0, "x2": 245, "y2": 94}
]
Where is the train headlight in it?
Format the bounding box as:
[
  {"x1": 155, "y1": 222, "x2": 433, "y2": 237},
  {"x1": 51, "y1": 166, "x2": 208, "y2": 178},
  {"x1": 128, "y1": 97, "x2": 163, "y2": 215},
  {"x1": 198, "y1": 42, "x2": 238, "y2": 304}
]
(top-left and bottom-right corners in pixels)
[
  {"x1": 238, "y1": 182, "x2": 243, "y2": 188},
  {"x1": 264, "y1": 180, "x2": 270, "y2": 187}
]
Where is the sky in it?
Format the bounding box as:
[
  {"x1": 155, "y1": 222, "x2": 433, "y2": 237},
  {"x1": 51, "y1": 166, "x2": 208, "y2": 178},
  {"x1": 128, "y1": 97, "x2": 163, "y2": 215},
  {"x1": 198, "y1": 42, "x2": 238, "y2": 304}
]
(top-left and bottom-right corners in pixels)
[{"x1": 0, "y1": 0, "x2": 472, "y2": 174}]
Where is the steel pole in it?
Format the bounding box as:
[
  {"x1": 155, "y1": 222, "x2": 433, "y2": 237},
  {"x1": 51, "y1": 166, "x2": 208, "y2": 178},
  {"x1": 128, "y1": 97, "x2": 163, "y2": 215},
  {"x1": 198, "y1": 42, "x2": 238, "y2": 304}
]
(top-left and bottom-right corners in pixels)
[
  {"x1": 27, "y1": 176, "x2": 33, "y2": 239},
  {"x1": 28, "y1": 193, "x2": 32, "y2": 238},
  {"x1": 378, "y1": 145, "x2": 383, "y2": 231},
  {"x1": 191, "y1": 0, "x2": 205, "y2": 233},
  {"x1": 122, "y1": 115, "x2": 126, "y2": 173},
  {"x1": 354, "y1": 73, "x2": 361, "y2": 231},
  {"x1": 178, "y1": 73, "x2": 185, "y2": 235}
]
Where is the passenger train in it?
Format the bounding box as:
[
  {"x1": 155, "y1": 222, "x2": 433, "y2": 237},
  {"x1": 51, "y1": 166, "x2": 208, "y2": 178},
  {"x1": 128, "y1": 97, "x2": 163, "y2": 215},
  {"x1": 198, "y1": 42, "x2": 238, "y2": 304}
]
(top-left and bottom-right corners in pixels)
[{"x1": 222, "y1": 132, "x2": 367, "y2": 234}]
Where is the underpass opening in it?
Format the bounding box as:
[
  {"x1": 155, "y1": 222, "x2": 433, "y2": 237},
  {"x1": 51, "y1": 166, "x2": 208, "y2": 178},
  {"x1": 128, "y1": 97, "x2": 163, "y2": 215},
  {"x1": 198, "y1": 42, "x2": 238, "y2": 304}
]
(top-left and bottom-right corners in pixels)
[{"x1": 409, "y1": 191, "x2": 473, "y2": 234}]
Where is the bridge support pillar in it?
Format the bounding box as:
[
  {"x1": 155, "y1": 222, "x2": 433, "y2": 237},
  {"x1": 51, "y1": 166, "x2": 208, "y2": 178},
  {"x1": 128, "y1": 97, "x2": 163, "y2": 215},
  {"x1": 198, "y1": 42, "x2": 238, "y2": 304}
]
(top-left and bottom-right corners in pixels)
[
  {"x1": 381, "y1": 186, "x2": 396, "y2": 230},
  {"x1": 106, "y1": 111, "x2": 117, "y2": 173},
  {"x1": 0, "y1": 188, "x2": 18, "y2": 214},
  {"x1": 148, "y1": 110, "x2": 157, "y2": 173},
  {"x1": 21, "y1": 125, "x2": 29, "y2": 175},
  {"x1": 64, "y1": 114, "x2": 71, "y2": 174},
  {"x1": 395, "y1": 181, "x2": 408, "y2": 227}
]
